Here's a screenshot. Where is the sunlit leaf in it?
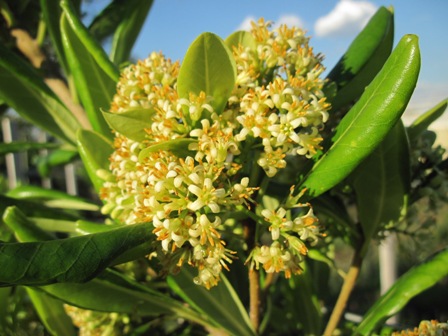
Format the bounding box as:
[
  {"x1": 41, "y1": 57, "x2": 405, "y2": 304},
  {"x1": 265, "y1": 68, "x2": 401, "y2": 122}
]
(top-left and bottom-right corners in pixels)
[
  {"x1": 299, "y1": 35, "x2": 420, "y2": 200},
  {"x1": 326, "y1": 6, "x2": 394, "y2": 111},
  {"x1": 138, "y1": 138, "x2": 196, "y2": 161},
  {"x1": 356, "y1": 248, "x2": 448, "y2": 335},
  {"x1": 102, "y1": 108, "x2": 155, "y2": 141},
  {"x1": 61, "y1": 10, "x2": 115, "y2": 138},
  {"x1": 178, "y1": 32, "x2": 236, "y2": 115},
  {"x1": 77, "y1": 129, "x2": 114, "y2": 192},
  {"x1": 407, "y1": 98, "x2": 448, "y2": 142}
]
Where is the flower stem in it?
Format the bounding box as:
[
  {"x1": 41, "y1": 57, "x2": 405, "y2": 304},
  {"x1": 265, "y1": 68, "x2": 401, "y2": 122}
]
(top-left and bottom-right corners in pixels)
[
  {"x1": 323, "y1": 247, "x2": 364, "y2": 336},
  {"x1": 249, "y1": 268, "x2": 260, "y2": 333},
  {"x1": 243, "y1": 217, "x2": 261, "y2": 333}
]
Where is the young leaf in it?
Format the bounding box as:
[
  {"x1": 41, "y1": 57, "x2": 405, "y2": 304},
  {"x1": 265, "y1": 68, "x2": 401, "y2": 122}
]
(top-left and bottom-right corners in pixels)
[
  {"x1": 407, "y1": 98, "x2": 448, "y2": 143},
  {"x1": 60, "y1": 12, "x2": 115, "y2": 138},
  {"x1": 0, "y1": 43, "x2": 80, "y2": 146},
  {"x1": 102, "y1": 108, "x2": 155, "y2": 141},
  {"x1": 326, "y1": 6, "x2": 394, "y2": 111},
  {"x1": 109, "y1": 0, "x2": 154, "y2": 65},
  {"x1": 25, "y1": 287, "x2": 76, "y2": 336},
  {"x1": 226, "y1": 30, "x2": 257, "y2": 51},
  {"x1": 352, "y1": 121, "x2": 410, "y2": 242},
  {"x1": 0, "y1": 208, "x2": 154, "y2": 286},
  {"x1": 355, "y1": 248, "x2": 448, "y2": 335},
  {"x1": 177, "y1": 32, "x2": 236, "y2": 115},
  {"x1": 77, "y1": 129, "x2": 114, "y2": 192},
  {"x1": 168, "y1": 268, "x2": 255, "y2": 336},
  {"x1": 138, "y1": 138, "x2": 196, "y2": 161},
  {"x1": 298, "y1": 35, "x2": 420, "y2": 200}
]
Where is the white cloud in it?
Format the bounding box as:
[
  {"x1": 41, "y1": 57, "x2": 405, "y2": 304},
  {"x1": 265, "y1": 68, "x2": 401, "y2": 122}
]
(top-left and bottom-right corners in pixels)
[
  {"x1": 237, "y1": 16, "x2": 257, "y2": 31},
  {"x1": 275, "y1": 15, "x2": 304, "y2": 29},
  {"x1": 314, "y1": 0, "x2": 377, "y2": 37},
  {"x1": 237, "y1": 14, "x2": 304, "y2": 32}
]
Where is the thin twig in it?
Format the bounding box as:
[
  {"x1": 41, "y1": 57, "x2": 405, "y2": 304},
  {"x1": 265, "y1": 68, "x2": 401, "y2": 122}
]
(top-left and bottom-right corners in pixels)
[{"x1": 323, "y1": 248, "x2": 363, "y2": 336}]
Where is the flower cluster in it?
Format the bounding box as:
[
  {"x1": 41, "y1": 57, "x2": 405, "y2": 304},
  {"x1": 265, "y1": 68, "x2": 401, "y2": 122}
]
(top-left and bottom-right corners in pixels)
[{"x1": 100, "y1": 18, "x2": 329, "y2": 288}]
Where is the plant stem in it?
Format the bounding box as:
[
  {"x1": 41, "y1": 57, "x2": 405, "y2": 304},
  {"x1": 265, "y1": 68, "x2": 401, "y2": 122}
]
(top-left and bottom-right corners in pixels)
[
  {"x1": 249, "y1": 268, "x2": 260, "y2": 333},
  {"x1": 243, "y1": 218, "x2": 261, "y2": 333},
  {"x1": 323, "y1": 247, "x2": 364, "y2": 336}
]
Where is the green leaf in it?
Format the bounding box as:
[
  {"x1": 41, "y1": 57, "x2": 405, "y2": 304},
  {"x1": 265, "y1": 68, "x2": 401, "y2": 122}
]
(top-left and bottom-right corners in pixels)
[
  {"x1": 102, "y1": 108, "x2": 155, "y2": 141},
  {"x1": 40, "y1": 0, "x2": 69, "y2": 74},
  {"x1": 60, "y1": 0, "x2": 120, "y2": 82},
  {"x1": 37, "y1": 149, "x2": 78, "y2": 177},
  {"x1": 6, "y1": 185, "x2": 99, "y2": 211},
  {"x1": 109, "y1": 0, "x2": 154, "y2": 65},
  {"x1": 168, "y1": 268, "x2": 255, "y2": 336},
  {"x1": 25, "y1": 287, "x2": 76, "y2": 336},
  {"x1": 407, "y1": 98, "x2": 448, "y2": 142},
  {"x1": 40, "y1": 269, "x2": 214, "y2": 329},
  {"x1": 60, "y1": 11, "x2": 115, "y2": 138},
  {"x1": 0, "y1": 43, "x2": 80, "y2": 146},
  {"x1": 0, "y1": 287, "x2": 11, "y2": 328},
  {"x1": 299, "y1": 35, "x2": 420, "y2": 200},
  {"x1": 138, "y1": 138, "x2": 196, "y2": 161},
  {"x1": 355, "y1": 248, "x2": 448, "y2": 335},
  {"x1": 0, "y1": 208, "x2": 154, "y2": 286},
  {"x1": 326, "y1": 6, "x2": 394, "y2": 111},
  {"x1": 352, "y1": 121, "x2": 410, "y2": 243},
  {"x1": 77, "y1": 129, "x2": 114, "y2": 192},
  {"x1": 0, "y1": 141, "x2": 59, "y2": 155},
  {"x1": 178, "y1": 32, "x2": 236, "y2": 115},
  {"x1": 225, "y1": 30, "x2": 257, "y2": 51},
  {"x1": 3, "y1": 206, "x2": 56, "y2": 242}
]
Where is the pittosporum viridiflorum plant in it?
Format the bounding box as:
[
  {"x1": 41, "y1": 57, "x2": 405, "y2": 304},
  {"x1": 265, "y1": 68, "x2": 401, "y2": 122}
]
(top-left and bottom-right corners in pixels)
[{"x1": 0, "y1": 1, "x2": 447, "y2": 335}]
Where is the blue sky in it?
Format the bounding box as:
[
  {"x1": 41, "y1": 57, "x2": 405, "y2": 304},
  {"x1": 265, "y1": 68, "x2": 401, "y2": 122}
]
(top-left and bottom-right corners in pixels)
[{"x1": 88, "y1": 0, "x2": 448, "y2": 126}]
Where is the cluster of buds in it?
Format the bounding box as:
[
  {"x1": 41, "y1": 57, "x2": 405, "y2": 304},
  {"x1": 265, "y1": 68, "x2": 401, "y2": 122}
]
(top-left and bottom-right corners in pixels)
[{"x1": 100, "y1": 18, "x2": 329, "y2": 288}]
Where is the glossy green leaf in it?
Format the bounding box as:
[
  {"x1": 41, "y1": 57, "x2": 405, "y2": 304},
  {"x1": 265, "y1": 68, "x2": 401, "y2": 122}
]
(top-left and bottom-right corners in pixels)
[
  {"x1": 0, "y1": 141, "x2": 59, "y2": 155},
  {"x1": 109, "y1": 0, "x2": 154, "y2": 65},
  {"x1": 37, "y1": 149, "x2": 78, "y2": 177},
  {"x1": 356, "y1": 248, "x2": 448, "y2": 335},
  {"x1": 299, "y1": 35, "x2": 420, "y2": 200},
  {"x1": 40, "y1": 0, "x2": 69, "y2": 74},
  {"x1": 327, "y1": 6, "x2": 394, "y2": 111},
  {"x1": 26, "y1": 287, "x2": 76, "y2": 336},
  {"x1": 178, "y1": 32, "x2": 236, "y2": 115},
  {"x1": 0, "y1": 195, "x2": 78, "y2": 222},
  {"x1": 40, "y1": 269, "x2": 213, "y2": 329},
  {"x1": 0, "y1": 43, "x2": 79, "y2": 146},
  {"x1": 168, "y1": 268, "x2": 255, "y2": 336},
  {"x1": 0, "y1": 209, "x2": 153, "y2": 286},
  {"x1": 138, "y1": 138, "x2": 196, "y2": 161},
  {"x1": 407, "y1": 98, "x2": 448, "y2": 142},
  {"x1": 60, "y1": 12, "x2": 115, "y2": 138},
  {"x1": 89, "y1": 0, "x2": 132, "y2": 41},
  {"x1": 77, "y1": 129, "x2": 114, "y2": 192},
  {"x1": 6, "y1": 185, "x2": 99, "y2": 211},
  {"x1": 352, "y1": 121, "x2": 410, "y2": 243},
  {"x1": 3, "y1": 206, "x2": 55, "y2": 242},
  {"x1": 102, "y1": 108, "x2": 155, "y2": 141},
  {"x1": 60, "y1": 0, "x2": 120, "y2": 82},
  {"x1": 225, "y1": 30, "x2": 257, "y2": 51}
]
